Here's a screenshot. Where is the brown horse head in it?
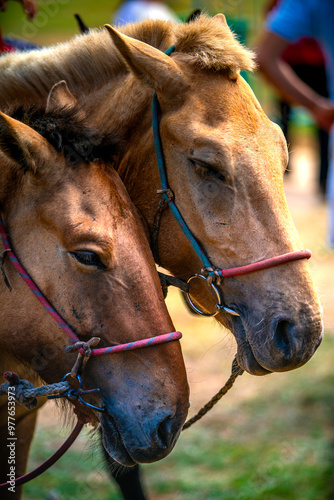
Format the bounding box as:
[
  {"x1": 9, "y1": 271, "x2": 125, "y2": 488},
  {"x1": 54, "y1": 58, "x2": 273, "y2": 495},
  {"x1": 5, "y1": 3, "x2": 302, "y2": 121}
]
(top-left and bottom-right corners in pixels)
[
  {"x1": 0, "y1": 82, "x2": 189, "y2": 465},
  {"x1": 104, "y1": 15, "x2": 323, "y2": 375}
]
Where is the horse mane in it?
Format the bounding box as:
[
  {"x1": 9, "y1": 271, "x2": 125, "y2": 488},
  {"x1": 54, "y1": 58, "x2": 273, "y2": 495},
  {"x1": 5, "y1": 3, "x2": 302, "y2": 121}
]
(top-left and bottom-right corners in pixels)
[
  {"x1": 8, "y1": 104, "x2": 122, "y2": 166},
  {"x1": 0, "y1": 14, "x2": 255, "y2": 105}
]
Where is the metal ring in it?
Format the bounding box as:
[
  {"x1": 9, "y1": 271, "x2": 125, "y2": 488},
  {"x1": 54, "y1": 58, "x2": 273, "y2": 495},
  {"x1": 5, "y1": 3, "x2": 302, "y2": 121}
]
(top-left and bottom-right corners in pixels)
[
  {"x1": 61, "y1": 373, "x2": 105, "y2": 412},
  {"x1": 186, "y1": 274, "x2": 222, "y2": 317},
  {"x1": 62, "y1": 371, "x2": 81, "y2": 386},
  {"x1": 185, "y1": 274, "x2": 240, "y2": 317},
  {"x1": 78, "y1": 394, "x2": 105, "y2": 412}
]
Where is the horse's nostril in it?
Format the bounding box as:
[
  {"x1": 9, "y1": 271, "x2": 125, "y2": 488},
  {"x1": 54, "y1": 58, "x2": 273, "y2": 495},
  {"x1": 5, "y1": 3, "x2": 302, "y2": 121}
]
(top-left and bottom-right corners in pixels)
[
  {"x1": 157, "y1": 415, "x2": 174, "y2": 449},
  {"x1": 272, "y1": 318, "x2": 294, "y2": 356}
]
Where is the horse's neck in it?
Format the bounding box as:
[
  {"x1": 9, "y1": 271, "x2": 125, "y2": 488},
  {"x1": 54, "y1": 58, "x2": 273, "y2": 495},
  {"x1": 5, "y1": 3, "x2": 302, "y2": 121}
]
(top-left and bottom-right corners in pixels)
[
  {"x1": 0, "y1": 23, "x2": 172, "y2": 108},
  {"x1": 0, "y1": 30, "x2": 126, "y2": 107}
]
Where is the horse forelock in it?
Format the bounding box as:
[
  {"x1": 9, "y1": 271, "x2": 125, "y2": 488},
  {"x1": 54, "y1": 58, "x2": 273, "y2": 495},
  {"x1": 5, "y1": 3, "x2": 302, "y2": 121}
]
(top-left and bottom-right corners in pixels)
[
  {"x1": 8, "y1": 103, "x2": 122, "y2": 166},
  {"x1": 172, "y1": 14, "x2": 255, "y2": 75},
  {"x1": 122, "y1": 14, "x2": 255, "y2": 76}
]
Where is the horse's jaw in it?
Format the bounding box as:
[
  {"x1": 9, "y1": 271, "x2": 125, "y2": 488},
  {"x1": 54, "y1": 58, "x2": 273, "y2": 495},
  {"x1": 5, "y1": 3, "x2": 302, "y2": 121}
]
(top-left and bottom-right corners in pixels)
[{"x1": 228, "y1": 315, "x2": 272, "y2": 376}]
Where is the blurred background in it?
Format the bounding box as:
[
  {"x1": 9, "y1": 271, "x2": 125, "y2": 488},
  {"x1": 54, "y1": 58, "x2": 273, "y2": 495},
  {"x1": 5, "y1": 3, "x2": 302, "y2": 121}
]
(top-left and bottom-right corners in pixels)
[{"x1": 2, "y1": 1, "x2": 334, "y2": 499}]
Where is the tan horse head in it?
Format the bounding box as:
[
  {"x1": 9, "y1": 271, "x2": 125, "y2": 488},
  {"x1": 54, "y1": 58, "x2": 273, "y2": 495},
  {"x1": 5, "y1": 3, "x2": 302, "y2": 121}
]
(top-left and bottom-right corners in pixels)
[
  {"x1": 0, "y1": 82, "x2": 189, "y2": 470},
  {"x1": 0, "y1": 14, "x2": 323, "y2": 376},
  {"x1": 103, "y1": 15, "x2": 323, "y2": 375}
]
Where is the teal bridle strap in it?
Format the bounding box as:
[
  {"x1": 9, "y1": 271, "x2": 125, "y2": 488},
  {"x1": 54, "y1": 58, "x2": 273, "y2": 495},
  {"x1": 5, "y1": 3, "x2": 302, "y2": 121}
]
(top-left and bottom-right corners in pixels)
[
  {"x1": 152, "y1": 45, "x2": 312, "y2": 293},
  {"x1": 152, "y1": 45, "x2": 213, "y2": 272}
]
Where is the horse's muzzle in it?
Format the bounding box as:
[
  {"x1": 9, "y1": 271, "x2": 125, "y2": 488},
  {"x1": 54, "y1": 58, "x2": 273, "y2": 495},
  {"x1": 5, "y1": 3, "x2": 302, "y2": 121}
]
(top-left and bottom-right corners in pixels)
[
  {"x1": 99, "y1": 400, "x2": 183, "y2": 465},
  {"x1": 228, "y1": 307, "x2": 323, "y2": 375}
]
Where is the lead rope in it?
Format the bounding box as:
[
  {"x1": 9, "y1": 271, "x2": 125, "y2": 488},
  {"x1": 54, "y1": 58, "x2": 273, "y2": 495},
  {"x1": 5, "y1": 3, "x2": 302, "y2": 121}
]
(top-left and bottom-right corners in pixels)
[
  {"x1": 0, "y1": 416, "x2": 89, "y2": 489},
  {"x1": 0, "y1": 342, "x2": 97, "y2": 491},
  {"x1": 183, "y1": 357, "x2": 244, "y2": 430}
]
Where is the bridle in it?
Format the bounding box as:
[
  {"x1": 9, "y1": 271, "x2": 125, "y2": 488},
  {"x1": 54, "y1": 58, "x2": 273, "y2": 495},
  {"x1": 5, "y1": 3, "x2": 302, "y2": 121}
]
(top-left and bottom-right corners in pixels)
[
  {"x1": 0, "y1": 214, "x2": 182, "y2": 490},
  {"x1": 0, "y1": 215, "x2": 182, "y2": 414},
  {"x1": 152, "y1": 45, "x2": 312, "y2": 317}
]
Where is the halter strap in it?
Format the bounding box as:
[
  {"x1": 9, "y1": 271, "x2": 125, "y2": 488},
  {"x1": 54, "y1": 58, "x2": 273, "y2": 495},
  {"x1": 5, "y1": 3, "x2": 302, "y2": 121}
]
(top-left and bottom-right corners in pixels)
[{"x1": 0, "y1": 216, "x2": 182, "y2": 354}]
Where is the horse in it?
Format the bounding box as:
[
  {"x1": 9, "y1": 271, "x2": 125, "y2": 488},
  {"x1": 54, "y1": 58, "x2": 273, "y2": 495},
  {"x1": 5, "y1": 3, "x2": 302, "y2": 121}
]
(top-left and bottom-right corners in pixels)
[
  {"x1": 0, "y1": 81, "x2": 189, "y2": 500},
  {"x1": 0, "y1": 13, "x2": 323, "y2": 378}
]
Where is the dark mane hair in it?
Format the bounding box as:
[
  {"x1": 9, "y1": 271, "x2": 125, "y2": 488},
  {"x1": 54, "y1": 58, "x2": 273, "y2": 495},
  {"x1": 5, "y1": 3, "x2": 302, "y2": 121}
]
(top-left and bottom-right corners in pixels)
[{"x1": 9, "y1": 103, "x2": 122, "y2": 167}]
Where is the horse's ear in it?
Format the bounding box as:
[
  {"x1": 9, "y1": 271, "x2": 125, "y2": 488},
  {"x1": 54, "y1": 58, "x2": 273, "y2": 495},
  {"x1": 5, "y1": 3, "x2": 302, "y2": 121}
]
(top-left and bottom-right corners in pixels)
[
  {"x1": 213, "y1": 13, "x2": 228, "y2": 26},
  {"x1": 105, "y1": 25, "x2": 188, "y2": 101},
  {"x1": 0, "y1": 111, "x2": 54, "y2": 173},
  {"x1": 46, "y1": 80, "x2": 86, "y2": 119}
]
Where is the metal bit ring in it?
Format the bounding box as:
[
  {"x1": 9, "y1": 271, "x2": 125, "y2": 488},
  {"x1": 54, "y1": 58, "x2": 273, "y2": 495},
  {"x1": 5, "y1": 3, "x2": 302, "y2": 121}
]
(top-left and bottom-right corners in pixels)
[{"x1": 186, "y1": 274, "x2": 239, "y2": 317}]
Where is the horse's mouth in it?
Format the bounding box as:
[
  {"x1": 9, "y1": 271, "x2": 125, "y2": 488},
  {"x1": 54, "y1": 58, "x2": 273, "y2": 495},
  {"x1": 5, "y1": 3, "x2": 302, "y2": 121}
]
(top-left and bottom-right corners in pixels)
[
  {"x1": 230, "y1": 315, "x2": 272, "y2": 376},
  {"x1": 100, "y1": 411, "x2": 137, "y2": 466}
]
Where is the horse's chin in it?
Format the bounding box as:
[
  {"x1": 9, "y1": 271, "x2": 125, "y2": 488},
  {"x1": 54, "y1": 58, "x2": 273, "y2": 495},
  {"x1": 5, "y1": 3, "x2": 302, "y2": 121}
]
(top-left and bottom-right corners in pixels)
[
  {"x1": 225, "y1": 315, "x2": 272, "y2": 376},
  {"x1": 100, "y1": 412, "x2": 137, "y2": 467}
]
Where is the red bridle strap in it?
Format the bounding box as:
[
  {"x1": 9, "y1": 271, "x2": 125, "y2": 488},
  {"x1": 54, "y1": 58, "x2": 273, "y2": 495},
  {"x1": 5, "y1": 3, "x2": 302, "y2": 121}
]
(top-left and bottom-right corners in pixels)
[
  {"x1": 218, "y1": 249, "x2": 312, "y2": 278},
  {"x1": 0, "y1": 217, "x2": 182, "y2": 354},
  {"x1": 0, "y1": 419, "x2": 85, "y2": 490}
]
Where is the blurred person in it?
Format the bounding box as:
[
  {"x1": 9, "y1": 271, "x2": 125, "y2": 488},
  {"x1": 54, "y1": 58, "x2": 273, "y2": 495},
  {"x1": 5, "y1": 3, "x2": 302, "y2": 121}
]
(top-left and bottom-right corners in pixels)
[
  {"x1": 0, "y1": 0, "x2": 38, "y2": 52},
  {"x1": 265, "y1": 0, "x2": 329, "y2": 195},
  {"x1": 112, "y1": 0, "x2": 178, "y2": 25},
  {"x1": 257, "y1": 0, "x2": 334, "y2": 249}
]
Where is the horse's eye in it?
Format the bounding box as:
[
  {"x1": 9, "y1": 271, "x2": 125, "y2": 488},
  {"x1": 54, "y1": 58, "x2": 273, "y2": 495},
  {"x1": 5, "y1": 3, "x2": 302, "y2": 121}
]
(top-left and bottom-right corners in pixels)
[
  {"x1": 189, "y1": 158, "x2": 226, "y2": 182},
  {"x1": 70, "y1": 251, "x2": 107, "y2": 269}
]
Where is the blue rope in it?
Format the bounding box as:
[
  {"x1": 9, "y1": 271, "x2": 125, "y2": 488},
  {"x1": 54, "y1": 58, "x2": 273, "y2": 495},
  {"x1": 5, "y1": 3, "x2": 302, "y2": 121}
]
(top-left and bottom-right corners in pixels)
[{"x1": 152, "y1": 45, "x2": 213, "y2": 271}]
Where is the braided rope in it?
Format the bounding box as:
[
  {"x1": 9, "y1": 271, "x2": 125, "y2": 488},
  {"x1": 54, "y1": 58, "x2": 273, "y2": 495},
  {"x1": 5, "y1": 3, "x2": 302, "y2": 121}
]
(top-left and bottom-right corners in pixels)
[
  {"x1": 0, "y1": 377, "x2": 71, "y2": 409},
  {"x1": 182, "y1": 357, "x2": 244, "y2": 430}
]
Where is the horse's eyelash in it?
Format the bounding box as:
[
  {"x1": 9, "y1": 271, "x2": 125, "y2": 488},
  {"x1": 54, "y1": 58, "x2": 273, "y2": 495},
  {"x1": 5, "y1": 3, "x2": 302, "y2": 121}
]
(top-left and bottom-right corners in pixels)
[
  {"x1": 189, "y1": 158, "x2": 226, "y2": 181},
  {"x1": 189, "y1": 158, "x2": 211, "y2": 173}
]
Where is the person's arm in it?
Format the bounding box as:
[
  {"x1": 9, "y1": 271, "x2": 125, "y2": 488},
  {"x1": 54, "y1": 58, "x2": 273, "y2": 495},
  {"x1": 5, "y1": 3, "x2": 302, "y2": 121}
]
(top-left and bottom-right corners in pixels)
[
  {"x1": 0, "y1": 0, "x2": 38, "y2": 20},
  {"x1": 257, "y1": 29, "x2": 334, "y2": 131}
]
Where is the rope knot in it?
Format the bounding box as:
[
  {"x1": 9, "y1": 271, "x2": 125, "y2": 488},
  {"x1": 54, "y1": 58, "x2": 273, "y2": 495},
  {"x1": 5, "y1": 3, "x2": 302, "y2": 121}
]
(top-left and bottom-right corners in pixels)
[
  {"x1": 64, "y1": 337, "x2": 100, "y2": 377},
  {"x1": 1, "y1": 373, "x2": 38, "y2": 409}
]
